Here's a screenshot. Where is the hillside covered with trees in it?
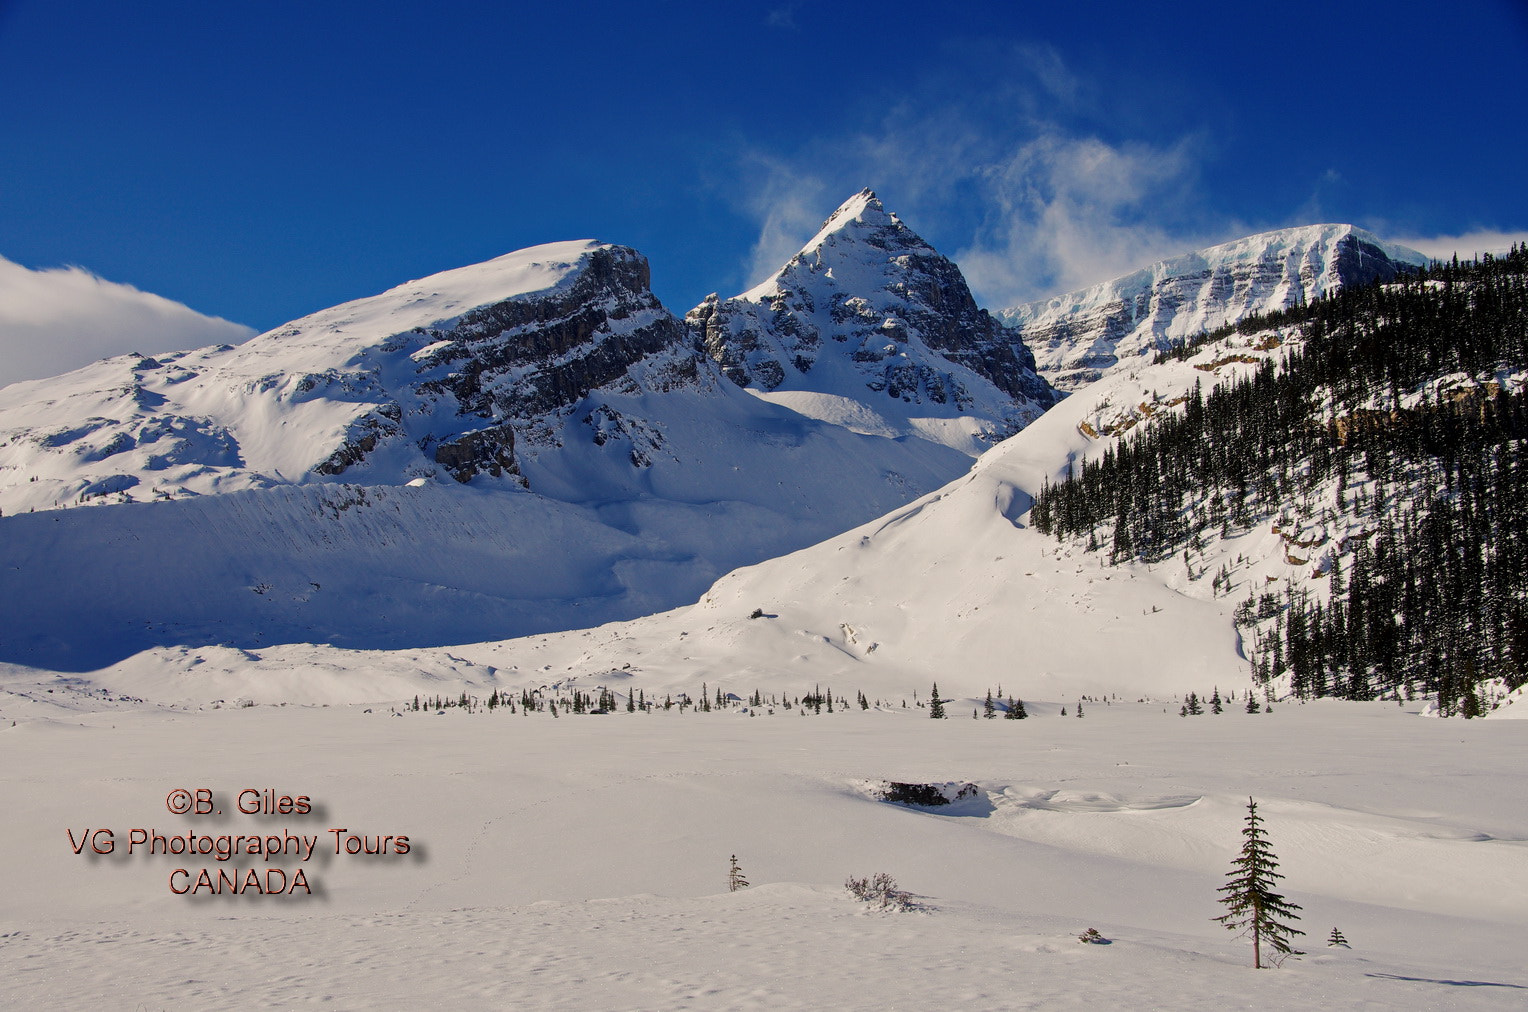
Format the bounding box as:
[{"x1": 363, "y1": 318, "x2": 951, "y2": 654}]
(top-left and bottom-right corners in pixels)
[{"x1": 1031, "y1": 247, "x2": 1528, "y2": 714}]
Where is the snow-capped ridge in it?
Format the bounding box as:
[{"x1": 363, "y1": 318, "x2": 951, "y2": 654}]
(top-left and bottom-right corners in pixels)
[{"x1": 1003, "y1": 223, "x2": 1428, "y2": 390}]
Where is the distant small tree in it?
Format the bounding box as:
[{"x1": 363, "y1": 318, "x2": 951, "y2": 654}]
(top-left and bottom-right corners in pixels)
[
  {"x1": 1076, "y1": 701, "x2": 1084, "y2": 718},
  {"x1": 984, "y1": 690, "x2": 996, "y2": 719},
  {"x1": 1214, "y1": 797, "x2": 1303, "y2": 968},
  {"x1": 728, "y1": 854, "x2": 749, "y2": 892},
  {"x1": 1004, "y1": 696, "x2": 1028, "y2": 719},
  {"x1": 1245, "y1": 693, "x2": 1261, "y2": 714},
  {"x1": 929, "y1": 683, "x2": 946, "y2": 719},
  {"x1": 1211, "y1": 687, "x2": 1223, "y2": 714},
  {"x1": 1326, "y1": 926, "x2": 1350, "y2": 948}
]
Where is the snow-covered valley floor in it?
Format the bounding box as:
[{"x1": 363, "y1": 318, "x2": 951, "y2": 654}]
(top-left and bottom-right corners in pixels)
[{"x1": 3, "y1": 698, "x2": 1524, "y2": 1009}]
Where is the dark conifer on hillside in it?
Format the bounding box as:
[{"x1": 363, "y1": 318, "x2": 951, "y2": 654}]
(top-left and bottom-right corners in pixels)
[{"x1": 1031, "y1": 247, "x2": 1528, "y2": 713}]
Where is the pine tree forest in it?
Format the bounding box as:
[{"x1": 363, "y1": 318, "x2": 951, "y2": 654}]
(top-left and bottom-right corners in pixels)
[{"x1": 1030, "y1": 248, "x2": 1528, "y2": 715}]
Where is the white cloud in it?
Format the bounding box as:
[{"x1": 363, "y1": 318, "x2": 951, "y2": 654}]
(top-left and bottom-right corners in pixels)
[
  {"x1": 720, "y1": 45, "x2": 1231, "y2": 311},
  {"x1": 764, "y1": 5, "x2": 798, "y2": 30},
  {"x1": 0, "y1": 256, "x2": 256, "y2": 389},
  {"x1": 955, "y1": 133, "x2": 1222, "y2": 309},
  {"x1": 1390, "y1": 229, "x2": 1528, "y2": 263},
  {"x1": 734, "y1": 159, "x2": 836, "y2": 289}
]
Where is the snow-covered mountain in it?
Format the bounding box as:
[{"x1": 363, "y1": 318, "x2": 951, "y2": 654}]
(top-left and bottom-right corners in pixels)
[
  {"x1": 0, "y1": 240, "x2": 697, "y2": 511},
  {"x1": 689, "y1": 189, "x2": 1059, "y2": 455},
  {"x1": 1001, "y1": 224, "x2": 1428, "y2": 390},
  {"x1": 0, "y1": 208, "x2": 1059, "y2": 669},
  {"x1": 59, "y1": 335, "x2": 1253, "y2": 705}
]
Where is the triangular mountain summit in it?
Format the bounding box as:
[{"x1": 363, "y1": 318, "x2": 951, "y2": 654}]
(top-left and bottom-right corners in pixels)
[{"x1": 689, "y1": 189, "x2": 1060, "y2": 456}]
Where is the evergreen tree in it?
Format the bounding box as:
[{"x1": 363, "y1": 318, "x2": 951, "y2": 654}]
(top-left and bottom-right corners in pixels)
[
  {"x1": 984, "y1": 690, "x2": 996, "y2": 719},
  {"x1": 1215, "y1": 798, "x2": 1304, "y2": 968},
  {"x1": 1326, "y1": 926, "x2": 1350, "y2": 948},
  {"x1": 1210, "y1": 687, "x2": 1223, "y2": 714},
  {"x1": 929, "y1": 683, "x2": 946, "y2": 719},
  {"x1": 1076, "y1": 700, "x2": 1084, "y2": 718},
  {"x1": 728, "y1": 854, "x2": 749, "y2": 892}
]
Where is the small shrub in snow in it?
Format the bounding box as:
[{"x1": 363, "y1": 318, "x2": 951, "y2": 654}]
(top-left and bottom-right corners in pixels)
[
  {"x1": 1078, "y1": 928, "x2": 1110, "y2": 944},
  {"x1": 1326, "y1": 927, "x2": 1350, "y2": 948},
  {"x1": 748, "y1": 607, "x2": 764, "y2": 619},
  {"x1": 845, "y1": 872, "x2": 913, "y2": 911}
]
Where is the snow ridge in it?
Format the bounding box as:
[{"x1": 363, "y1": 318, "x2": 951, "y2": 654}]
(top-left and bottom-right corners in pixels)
[{"x1": 1001, "y1": 224, "x2": 1428, "y2": 390}]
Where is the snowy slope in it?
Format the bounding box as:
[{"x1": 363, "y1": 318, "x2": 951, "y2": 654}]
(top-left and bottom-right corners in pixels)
[
  {"x1": 65, "y1": 297, "x2": 1524, "y2": 721},
  {"x1": 0, "y1": 240, "x2": 986, "y2": 669},
  {"x1": 690, "y1": 190, "x2": 1059, "y2": 456},
  {"x1": 48, "y1": 334, "x2": 1251, "y2": 704},
  {"x1": 0, "y1": 240, "x2": 676, "y2": 512},
  {"x1": 2, "y1": 697, "x2": 1525, "y2": 1010},
  {"x1": 1002, "y1": 225, "x2": 1428, "y2": 390}
]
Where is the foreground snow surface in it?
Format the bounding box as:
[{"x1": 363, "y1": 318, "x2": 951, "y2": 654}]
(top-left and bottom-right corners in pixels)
[{"x1": 4, "y1": 700, "x2": 1525, "y2": 1009}]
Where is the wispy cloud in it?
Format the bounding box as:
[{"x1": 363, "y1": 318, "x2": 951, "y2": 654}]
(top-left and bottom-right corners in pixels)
[
  {"x1": 1390, "y1": 229, "x2": 1528, "y2": 263},
  {"x1": 764, "y1": 5, "x2": 799, "y2": 30},
  {"x1": 0, "y1": 255, "x2": 256, "y2": 389},
  {"x1": 956, "y1": 132, "x2": 1223, "y2": 307},
  {"x1": 732, "y1": 156, "x2": 835, "y2": 289},
  {"x1": 719, "y1": 43, "x2": 1232, "y2": 309}
]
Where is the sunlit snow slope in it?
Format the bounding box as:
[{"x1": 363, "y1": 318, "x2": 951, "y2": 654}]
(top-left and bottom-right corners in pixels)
[{"x1": 1, "y1": 223, "x2": 1047, "y2": 669}]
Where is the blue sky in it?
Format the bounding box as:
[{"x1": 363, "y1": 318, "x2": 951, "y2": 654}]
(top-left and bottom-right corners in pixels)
[{"x1": 3, "y1": 0, "x2": 1527, "y2": 347}]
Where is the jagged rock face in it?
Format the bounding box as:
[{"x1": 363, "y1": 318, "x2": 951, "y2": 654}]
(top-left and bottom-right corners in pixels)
[
  {"x1": 1000, "y1": 225, "x2": 1428, "y2": 391},
  {"x1": 410, "y1": 246, "x2": 692, "y2": 424},
  {"x1": 688, "y1": 190, "x2": 1058, "y2": 441}
]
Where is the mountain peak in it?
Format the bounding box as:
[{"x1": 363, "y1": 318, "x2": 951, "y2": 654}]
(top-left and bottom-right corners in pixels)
[
  {"x1": 688, "y1": 193, "x2": 1058, "y2": 451},
  {"x1": 804, "y1": 188, "x2": 904, "y2": 253}
]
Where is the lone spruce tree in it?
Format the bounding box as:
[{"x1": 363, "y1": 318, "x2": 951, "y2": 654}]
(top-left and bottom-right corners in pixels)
[
  {"x1": 929, "y1": 683, "x2": 946, "y2": 719},
  {"x1": 728, "y1": 854, "x2": 749, "y2": 892},
  {"x1": 1215, "y1": 797, "x2": 1303, "y2": 967}
]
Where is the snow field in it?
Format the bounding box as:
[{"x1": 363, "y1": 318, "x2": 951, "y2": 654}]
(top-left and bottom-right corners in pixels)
[{"x1": 2, "y1": 700, "x2": 1524, "y2": 1009}]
